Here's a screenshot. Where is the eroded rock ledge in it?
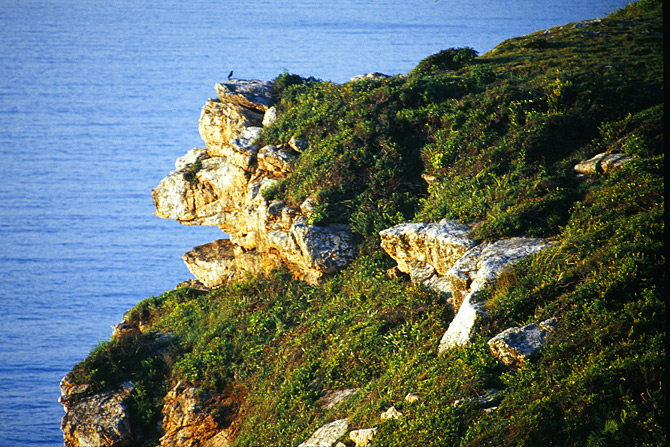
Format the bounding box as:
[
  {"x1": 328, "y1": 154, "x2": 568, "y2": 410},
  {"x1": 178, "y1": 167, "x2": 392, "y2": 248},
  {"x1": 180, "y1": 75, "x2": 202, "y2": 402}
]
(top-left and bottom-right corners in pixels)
[
  {"x1": 152, "y1": 79, "x2": 357, "y2": 286},
  {"x1": 379, "y1": 220, "x2": 551, "y2": 353}
]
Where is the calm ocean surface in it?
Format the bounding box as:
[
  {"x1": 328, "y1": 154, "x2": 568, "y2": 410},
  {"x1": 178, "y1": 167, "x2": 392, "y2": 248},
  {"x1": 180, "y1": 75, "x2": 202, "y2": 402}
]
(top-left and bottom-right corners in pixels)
[{"x1": 0, "y1": 1, "x2": 631, "y2": 444}]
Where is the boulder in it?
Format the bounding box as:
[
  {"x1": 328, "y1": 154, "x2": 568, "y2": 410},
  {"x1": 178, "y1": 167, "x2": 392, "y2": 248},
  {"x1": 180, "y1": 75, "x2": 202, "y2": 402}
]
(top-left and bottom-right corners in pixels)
[
  {"x1": 298, "y1": 419, "x2": 349, "y2": 447},
  {"x1": 446, "y1": 237, "x2": 550, "y2": 309},
  {"x1": 573, "y1": 152, "x2": 632, "y2": 175},
  {"x1": 153, "y1": 155, "x2": 250, "y2": 226},
  {"x1": 289, "y1": 135, "x2": 309, "y2": 152},
  {"x1": 487, "y1": 318, "x2": 557, "y2": 367},
  {"x1": 350, "y1": 427, "x2": 377, "y2": 447},
  {"x1": 404, "y1": 393, "x2": 420, "y2": 404},
  {"x1": 349, "y1": 72, "x2": 390, "y2": 82},
  {"x1": 290, "y1": 219, "x2": 357, "y2": 277},
  {"x1": 437, "y1": 237, "x2": 550, "y2": 354},
  {"x1": 437, "y1": 293, "x2": 487, "y2": 354},
  {"x1": 60, "y1": 380, "x2": 135, "y2": 447},
  {"x1": 215, "y1": 79, "x2": 273, "y2": 112},
  {"x1": 182, "y1": 238, "x2": 283, "y2": 288}
]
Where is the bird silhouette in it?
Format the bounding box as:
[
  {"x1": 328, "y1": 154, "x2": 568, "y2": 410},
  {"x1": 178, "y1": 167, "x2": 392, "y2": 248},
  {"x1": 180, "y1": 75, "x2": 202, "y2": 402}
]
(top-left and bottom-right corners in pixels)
[{"x1": 228, "y1": 70, "x2": 234, "y2": 80}]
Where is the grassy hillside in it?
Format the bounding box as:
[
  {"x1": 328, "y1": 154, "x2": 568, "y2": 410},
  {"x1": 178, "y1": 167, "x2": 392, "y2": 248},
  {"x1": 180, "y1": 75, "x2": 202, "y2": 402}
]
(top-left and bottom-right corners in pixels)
[{"x1": 69, "y1": 1, "x2": 664, "y2": 445}]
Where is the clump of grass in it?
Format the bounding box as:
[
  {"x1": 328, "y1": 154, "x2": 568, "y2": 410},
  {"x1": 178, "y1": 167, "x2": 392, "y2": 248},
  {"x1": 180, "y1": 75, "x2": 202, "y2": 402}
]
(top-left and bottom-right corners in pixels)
[{"x1": 182, "y1": 160, "x2": 202, "y2": 184}]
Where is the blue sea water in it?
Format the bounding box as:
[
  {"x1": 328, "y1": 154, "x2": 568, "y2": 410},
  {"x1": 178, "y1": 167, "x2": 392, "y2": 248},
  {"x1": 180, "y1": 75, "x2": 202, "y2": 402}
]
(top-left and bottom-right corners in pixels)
[{"x1": 0, "y1": 0, "x2": 632, "y2": 444}]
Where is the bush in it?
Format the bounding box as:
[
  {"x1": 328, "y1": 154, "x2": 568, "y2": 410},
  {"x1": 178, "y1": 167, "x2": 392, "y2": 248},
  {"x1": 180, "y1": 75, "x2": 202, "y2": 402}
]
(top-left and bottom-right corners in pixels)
[{"x1": 411, "y1": 47, "x2": 479, "y2": 76}]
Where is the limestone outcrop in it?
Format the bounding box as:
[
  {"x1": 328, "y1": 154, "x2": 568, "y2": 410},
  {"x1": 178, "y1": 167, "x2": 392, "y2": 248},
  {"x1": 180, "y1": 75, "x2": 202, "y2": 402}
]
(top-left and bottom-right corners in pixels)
[
  {"x1": 60, "y1": 378, "x2": 135, "y2": 447},
  {"x1": 153, "y1": 80, "x2": 358, "y2": 286},
  {"x1": 438, "y1": 237, "x2": 550, "y2": 353},
  {"x1": 379, "y1": 220, "x2": 476, "y2": 297},
  {"x1": 380, "y1": 221, "x2": 550, "y2": 354},
  {"x1": 159, "y1": 381, "x2": 231, "y2": 447}
]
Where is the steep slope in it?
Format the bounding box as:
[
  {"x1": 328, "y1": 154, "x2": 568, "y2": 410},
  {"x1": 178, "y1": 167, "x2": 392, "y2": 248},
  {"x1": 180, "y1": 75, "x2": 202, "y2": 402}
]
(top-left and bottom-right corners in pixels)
[{"x1": 61, "y1": 1, "x2": 663, "y2": 446}]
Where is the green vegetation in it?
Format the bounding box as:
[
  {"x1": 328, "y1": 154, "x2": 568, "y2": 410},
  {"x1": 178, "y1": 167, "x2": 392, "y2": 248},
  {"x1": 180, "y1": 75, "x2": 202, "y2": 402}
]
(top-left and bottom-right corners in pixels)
[
  {"x1": 182, "y1": 160, "x2": 202, "y2": 184},
  {"x1": 70, "y1": 1, "x2": 663, "y2": 445}
]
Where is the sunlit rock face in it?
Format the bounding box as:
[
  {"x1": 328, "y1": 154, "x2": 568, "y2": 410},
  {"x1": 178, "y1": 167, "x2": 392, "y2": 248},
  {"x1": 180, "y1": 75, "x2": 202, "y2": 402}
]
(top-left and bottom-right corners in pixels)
[
  {"x1": 438, "y1": 237, "x2": 550, "y2": 354},
  {"x1": 159, "y1": 381, "x2": 231, "y2": 447},
  {"x1": 298, "y1": 418, "x2": 349, "y2": 447},
  {"x1": 153, "y1": 80, "x2": 358, "y2": 286},
  {"x1": 379, "y1": 220, "x2": 476, "y2": 296},
  {"x1": 60, "y1": 377, "x2": 135, "y2": 447}
]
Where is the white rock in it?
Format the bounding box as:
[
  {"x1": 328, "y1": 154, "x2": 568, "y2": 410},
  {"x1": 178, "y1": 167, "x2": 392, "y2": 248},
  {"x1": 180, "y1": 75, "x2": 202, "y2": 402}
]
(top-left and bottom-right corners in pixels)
[
  {"x1": 350, "y1": 427, "x2": 377, "y2": 447},
  {"x1": 215, "y1": 79, "x2": 274, "y2": 111},
  {"x1": 438, "y1": 237, "x2": 549, "y2": 353},
  {"x1": 381, "y1": 406, "x2": 403, "y2": 420},
  {"x1": 437, "y1": 293, "x2": 487, "y2": 354},
  {"x1": 300, "y1": 197, "x2": 317, "y2": 217},
  {"x1": 155, "y1": 83, "x2": 358, "y2": 288},
  {"x1": 379, "y1": 220, "x2": 475, "y2": 293},
  {"x1": 404, "y1": 393, "x2": 420, "y2": 403},
  {"x1": 349, "y1": 72, "x2": 390, "y2": 82},
  {"x1": 298, "y1": 419, "x2": 349, "y2": 447},
  {"x1": 446, "y1": 237, "x2": 550, "y2": 308},
  {"x1": 289, "y1": 135, "x2": 309, "y2": 152},
  {"x1": 290, "y1": 219, "x2": 357, "y2": 276},
  {"x1": 263, "y1": 105, "x2": 278, "y2": 127}
]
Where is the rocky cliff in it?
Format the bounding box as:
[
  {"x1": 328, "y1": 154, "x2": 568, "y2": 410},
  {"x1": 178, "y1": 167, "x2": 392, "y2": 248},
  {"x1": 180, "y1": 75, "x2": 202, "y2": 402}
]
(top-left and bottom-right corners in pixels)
[
  {"x1": 60, "y1": 2, "x2": 664, "y2": 444},
  {"x1": 152, "y1": 79, "x2": 357, "y2": 286}
]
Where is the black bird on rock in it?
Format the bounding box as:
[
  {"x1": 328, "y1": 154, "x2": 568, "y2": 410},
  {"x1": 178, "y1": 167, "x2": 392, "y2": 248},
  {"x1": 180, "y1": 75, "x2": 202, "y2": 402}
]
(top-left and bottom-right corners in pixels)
[{"x1": 228, "y1": 70, "x2": 233, "y2": 80}]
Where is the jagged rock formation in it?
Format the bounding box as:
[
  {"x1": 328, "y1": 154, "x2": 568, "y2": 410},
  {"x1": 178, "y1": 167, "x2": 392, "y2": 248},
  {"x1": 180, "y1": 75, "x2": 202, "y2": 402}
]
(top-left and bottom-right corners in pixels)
[
  {"x1": 60, "y1": 378, "x2": 135, "y2": 447},
  {"x1": 380, "y1": 221, "x2": 550, "y2": 354},
  {"x1": 437, "y1": 237, "x2": 550, "y2": 353},
  {"x1": 152, "y1": 79, "x2": 357, "y2": 286},
  {"x1": 379, "y1": 220, "x2": 476, "y2": 297},
  {"x1": 159, "y1": 381, "x2": 231, "y2": 447}
]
